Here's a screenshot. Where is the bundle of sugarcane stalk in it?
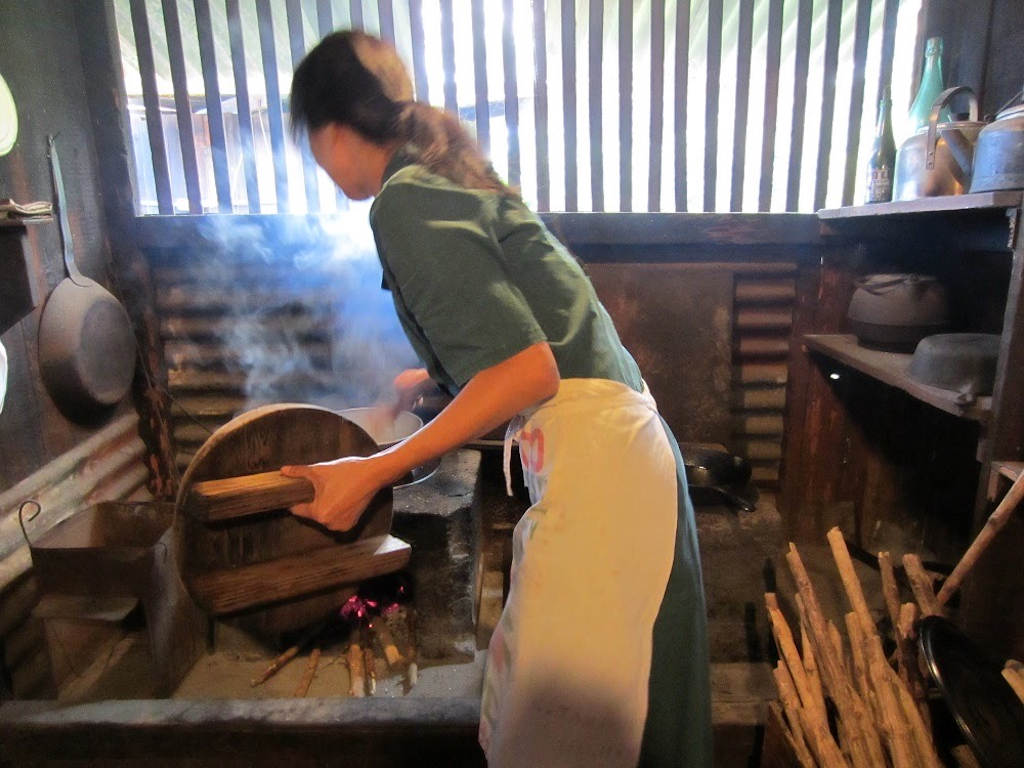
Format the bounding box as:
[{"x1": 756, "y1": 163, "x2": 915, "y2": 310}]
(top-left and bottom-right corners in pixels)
[{"x1": 767, "y1": 527, "x2": 946, "y2": 768}]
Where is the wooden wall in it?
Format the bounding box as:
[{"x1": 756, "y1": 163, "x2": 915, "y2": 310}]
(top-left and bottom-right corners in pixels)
[
  {"x1": 925, "y1": 0, "x2": 1024, "y2": 117},
  {"x1": 0, "y1": 0, "x2": 134, "y2": 489}
]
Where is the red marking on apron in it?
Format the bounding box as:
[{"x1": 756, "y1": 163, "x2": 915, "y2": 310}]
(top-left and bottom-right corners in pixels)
[{"x1": 519, "y1": 427, "x2": 545, "y2": 473}]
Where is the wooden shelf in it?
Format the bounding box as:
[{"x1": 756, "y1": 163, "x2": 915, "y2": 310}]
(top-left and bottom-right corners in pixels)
[
  {"x1": 803, "y1": 334, "x2": 992, "y2": 422},
  {"x1": 0, "y1": 216, "x2": 51, "y2": 228},
  {"x1": 993, "y1": 461, "x2": 1024, "y2": 482},
  {"x1": 818, "y1": 191, "x2": 1023, "y2": 220}
]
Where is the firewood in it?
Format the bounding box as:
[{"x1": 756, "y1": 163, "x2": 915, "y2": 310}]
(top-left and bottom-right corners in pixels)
[
  {"x1": 797, "y1": 707, "x2": 851, "y2": 767},
  {"x1": 786, "y1": 544, "x2": 887, "y2": 768},
  {"x1": 937, "y1": 470, "x2": 1024, "y2": 606},
  {"x1": 404, "y1": 607, "x2": 419, "y2": 691},
  {"x1": 902, "y1": 554, "x2": 942, "y2": 618},
  {"x1": 950, "y1": 744, "x2": 983, "y2": 768},
  {"x1": 866, "y1": 654, "x2": 917, "y2": 768},
  {"x1": 347, "y1": 641, "x2": 365, "y2": 697},
  {"x1": 766, "y1": 599, "x2": 824, "y2": 721},
  {"x1": 878, "y1": 553, "x2": 930, "y2": 727},
  {"x1": 826, "y1": 528, "x2": 876, "y2": 637},
  {"x1": 845, "y1": 613, "x2": 871, "y2": 706},
  {"x1": 797, "y1": 597, "x2": 826, "y2": 713},
  {"x1": 772, "y1": 661, "x2": 818, "y2": 767},
  {"x1": 890, "y1": 659, "x2": 943, "y2": 768},
  {"x1": 1002, "y1": 664, "x2": 1024, "y2": 704},
  {"x1": 251, "y1": 644, "x2": 301, "y2": 687},
  {"x1": 370, "y1": 620, "x2": 404, "y2": 667},
  {"x1": 364, "y1": 646, "x2": 377, "y2": 695},
  {"x1": 293, "y1": 647, "x2": 321, "y2": 698}
]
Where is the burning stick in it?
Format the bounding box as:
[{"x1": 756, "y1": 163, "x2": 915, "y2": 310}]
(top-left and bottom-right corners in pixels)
[
  {"x1": 347, "y1": 640, "x2": 365, "y2": 697},
  {"x1": 364, "y1": 646, "x2": 377, "y2": 696},
  {"x1": 293, "y1": 647, "x2": 321, "y2": 698},
  {"x1": 370, "y1": 621, "x2": 404, "y2": 668}
]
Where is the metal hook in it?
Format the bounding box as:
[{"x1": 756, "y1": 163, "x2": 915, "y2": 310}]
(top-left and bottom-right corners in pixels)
[{"x1": 18, "y1": 500, "x2": 41, "y2": 546}]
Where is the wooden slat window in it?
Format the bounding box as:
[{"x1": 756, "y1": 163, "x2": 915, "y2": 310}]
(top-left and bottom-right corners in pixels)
[{"x1": 114, "y1": 0, "x2": 924, "y2": 215}]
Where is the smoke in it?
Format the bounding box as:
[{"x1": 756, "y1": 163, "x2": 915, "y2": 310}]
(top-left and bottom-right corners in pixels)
[{"x1": 179, "y1": 209, "x2": 418, "y2": 420}]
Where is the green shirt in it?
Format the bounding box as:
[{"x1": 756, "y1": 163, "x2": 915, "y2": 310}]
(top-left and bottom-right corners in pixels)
[{"x1": 369, "y1": 151, "x2": 642, "y2": 397}]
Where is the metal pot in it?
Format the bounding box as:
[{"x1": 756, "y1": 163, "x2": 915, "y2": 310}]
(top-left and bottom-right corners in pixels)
[
  {"x1": 847, "y1": 274, "x2": 948, "y2": 351},
  {"x1": 907, "y1": 333, "x2": 1000, "y2": 398},
  {"x1": 970, "y1": 98, "x2": 1024, "y2": 193},
  {"x1": 336, "y1": 406, "x2": 439, "y2": 486},
  {"x1": 38, "y1": 137, "x2": 136, "y2": 421},
  {"x1": 894, "y1": 86, "x2": 986, "y2": 201}
]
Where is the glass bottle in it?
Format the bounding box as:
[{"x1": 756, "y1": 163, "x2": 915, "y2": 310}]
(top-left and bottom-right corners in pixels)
[
  {"x1": 907, "y1": 37, "x2": 951, "y2": 133},
  {"x1": 865, "y1": 86, "x2": 897, "y2": 204}
]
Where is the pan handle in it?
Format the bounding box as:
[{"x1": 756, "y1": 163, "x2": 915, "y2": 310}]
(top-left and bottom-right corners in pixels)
[{"x1": 46, "y1": 135, "x2": 87, "y2": 287}]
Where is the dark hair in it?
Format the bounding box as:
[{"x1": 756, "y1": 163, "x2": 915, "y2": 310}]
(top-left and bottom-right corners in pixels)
[{"x1": 291, "y1": 31, "x2": 511, "y2": 196}]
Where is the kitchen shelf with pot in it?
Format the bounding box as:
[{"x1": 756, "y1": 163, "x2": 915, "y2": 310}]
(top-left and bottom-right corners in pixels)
[
  {"x1": 802, "y1": 334, "x2": 992, "y2": 422},
  {"x1": 781, "y1": 188, "x2": 1024, "y2": 658}
]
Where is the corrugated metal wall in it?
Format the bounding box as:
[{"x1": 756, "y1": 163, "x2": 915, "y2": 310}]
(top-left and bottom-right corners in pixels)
[
  {"x1": 152, "y1": 254, "x2": 795, "y2": 489},
  {"x1": 0, "y1": 413, "x2": 152, "y2": 698}
]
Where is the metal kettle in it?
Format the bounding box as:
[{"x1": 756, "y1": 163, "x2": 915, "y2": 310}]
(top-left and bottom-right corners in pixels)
[
  {"x1": 893, "y1": 86, "x2": 986, "y2": 201},
  {"x1": 970, "y1": 92, "x2": 1024, "y2": 193}
]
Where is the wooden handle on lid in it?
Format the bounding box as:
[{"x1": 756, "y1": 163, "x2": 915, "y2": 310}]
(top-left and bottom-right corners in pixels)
[{"x1": 184, "y1": 471, "x2": 315, "y2": 522}]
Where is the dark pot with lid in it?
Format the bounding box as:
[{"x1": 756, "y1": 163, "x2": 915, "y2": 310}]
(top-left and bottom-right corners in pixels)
[{"x1": 847, "y1": 274, "x2": 949, "y2": 351}]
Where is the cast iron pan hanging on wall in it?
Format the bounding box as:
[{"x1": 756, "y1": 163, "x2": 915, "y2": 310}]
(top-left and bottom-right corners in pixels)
[{"x1": 37, "y1": 136, "x2": 136, "y2": 422}]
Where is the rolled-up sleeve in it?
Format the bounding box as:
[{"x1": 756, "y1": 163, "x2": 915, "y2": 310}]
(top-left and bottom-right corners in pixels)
[{"x1": 371, "y1": 177, "x2": 547, "y2": 388}]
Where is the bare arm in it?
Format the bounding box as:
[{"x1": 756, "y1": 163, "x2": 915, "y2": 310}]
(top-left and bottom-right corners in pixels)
[{"x1": 282, "y1": 341, "x2": 559, "y2": 531}]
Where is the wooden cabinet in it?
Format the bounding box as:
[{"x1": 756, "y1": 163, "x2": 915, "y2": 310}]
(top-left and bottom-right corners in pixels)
[{"x1": 779, "y1": 191, "x2": 1024, "y2": 659}]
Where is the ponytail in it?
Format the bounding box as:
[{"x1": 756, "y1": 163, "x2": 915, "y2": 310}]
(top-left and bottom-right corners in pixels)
[{"x1": 396, "y1": 103, "x2": 513, "y2": 196}]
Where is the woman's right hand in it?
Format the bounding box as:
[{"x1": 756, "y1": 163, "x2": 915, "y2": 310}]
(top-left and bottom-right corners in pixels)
[{"x1": 391, "y1": 368, "x2": 436, "y2": 414}]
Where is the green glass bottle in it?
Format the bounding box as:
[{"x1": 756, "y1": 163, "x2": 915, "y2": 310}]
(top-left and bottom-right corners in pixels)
[
  {"x1": 865, "y1": 86, "x2": 897, "y2": 203},
  {"x1": 907, "y1": 37, "x2": 952, "y2": 132}
]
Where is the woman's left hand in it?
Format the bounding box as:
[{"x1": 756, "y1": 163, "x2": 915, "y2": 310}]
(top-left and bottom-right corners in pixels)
[{"x1": 281, "y1": 456, "x2": 387, "y2": 532}]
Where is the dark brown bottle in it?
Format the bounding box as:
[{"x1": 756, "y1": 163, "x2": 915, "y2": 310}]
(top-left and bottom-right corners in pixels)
[{"x1": 865, "y1": 86, "x2": 897, "y2": 204}]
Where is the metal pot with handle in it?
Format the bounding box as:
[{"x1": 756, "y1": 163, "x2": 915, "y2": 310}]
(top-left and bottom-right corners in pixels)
[
  {"x1": 38, "y1": 136, "x2": 136, "y2": 421},
  {"x1": 894, "y1": 86, "x2": 986, "y2": 201},
  {"x1": 970, "y1": 89, "x2": 1024, "y2": 193}
]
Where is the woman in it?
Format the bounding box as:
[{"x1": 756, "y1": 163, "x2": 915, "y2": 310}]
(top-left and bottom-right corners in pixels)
[{"x1": 284, "y1": 31, "x2": 712, "y2": 768}]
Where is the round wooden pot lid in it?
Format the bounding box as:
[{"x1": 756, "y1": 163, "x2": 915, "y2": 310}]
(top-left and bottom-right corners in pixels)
[{"x1": 174, "y1": 403, "x2": 399, "y2": 638}]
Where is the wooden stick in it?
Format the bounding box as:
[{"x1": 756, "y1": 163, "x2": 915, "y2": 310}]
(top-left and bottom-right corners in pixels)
[
  {"x1": 845, "y1": 613, "x2": 871, "y2": 704},
  {"x1": 405, "y1": 607, "x2": 419, "y2": 691},
  {"x1": 797, "y1": 707, "x2": 852, "y2": 767},
  {"x1": 251, "y1": 644, "x2": 301, "y2": 687},
  {"x1": 772, "y1": 662, "x2": 817, "y2": 767},
  {"x1": 787, "y1": 544, "x2": 886, "y2": 768},
  {"x1": 902, "y1": 554, "x2": 942, "y2": 618},
  {"x1": 937, "y1": 470, "x2": 1024, "y2": 605},
  {"x1": 890, "y1": 657, "x2": 943, "y2": 768},
  {"x1": 347, "y1": 641, "x2": 365, "y2": 697},
  {"x1": 866, "y1": 654, "x2": 917, "y2": 768},
  {"x1": 766, "y1": 599, "x2": 823, "y2": 720},
  {"x1": 371, "y1": 621, "x2": 404, "y2": 667},
  {"x1": 1003, "y1": 665, "x2": 1024, "y2": 704},
  {"x1": 364, "y1": 646, "x2": 377, "y2": 695},
  {"x1": 293, "y1": 647, "x2": 321, "y2": 697},
  {"x1": 826, "y1": 528, "x2": 876, "y2": 637},
  {"x1": 879, "y1": 552, "x2": 929, "y2": 721},
  {"x1": 797, "y1": 597, "x2": 826, "y2": 715}
]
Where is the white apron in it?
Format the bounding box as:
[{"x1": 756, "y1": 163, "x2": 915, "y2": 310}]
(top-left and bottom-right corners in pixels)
[{"x1": 479, "y1": 379, "x2": 680, "y2": 767}]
